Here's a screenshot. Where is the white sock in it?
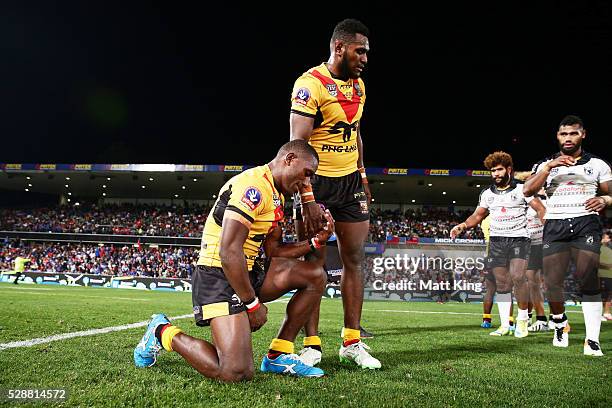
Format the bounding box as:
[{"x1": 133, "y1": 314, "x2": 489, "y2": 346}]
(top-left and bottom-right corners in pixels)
[
  {"x1": 496, "y1": 292, "x2": 512, "y2": 328},
  {"x1": 517, "y1": 308, "x2": 529, "y2": 321},
  {"x1": 582, "y1": 295, "x2": 602, "y2": 343}
]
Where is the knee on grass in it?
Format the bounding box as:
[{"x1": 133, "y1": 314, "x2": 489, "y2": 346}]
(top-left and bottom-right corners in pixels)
[{"x1": 217, "y1": 365, "x2": 254, "y2": 383}]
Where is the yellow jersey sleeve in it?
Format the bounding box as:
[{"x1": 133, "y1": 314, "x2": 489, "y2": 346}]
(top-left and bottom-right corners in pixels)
[
  {"x1": 290, "y1": 74, "x2": 322, "y2": 117},
  {"x1": 198, "y1": 165, "x2": 283, "y2": 271},
  {"x1": 481, "y1": 216, "x2": 490, "y2": 242}
]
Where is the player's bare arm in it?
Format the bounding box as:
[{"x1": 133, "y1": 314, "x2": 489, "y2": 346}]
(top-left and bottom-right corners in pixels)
[
  {"x1": 219, "y1": 217, "x2": 268, "y2": 332},
  {"x1": 264, "y1": 210, "x2": 335, "y2": 259},
  {"x1": 585, "y1": 180, "x2": 612, "y2": 212},
  {"x1": 290, "y1": 113, "x2": 324, "y2": 237},
  {"x1": 450, "y1": 207, "x2": 489, "y2": 239},
  {"x1": 529, "y1": 197, "x2": 547, "y2": 223},
  {"x1": 356, "y1": 124, "x2": 371, "y2": 204},
  {"x1": 290, "y1": 113, "x2": 314, "y2": 144}
]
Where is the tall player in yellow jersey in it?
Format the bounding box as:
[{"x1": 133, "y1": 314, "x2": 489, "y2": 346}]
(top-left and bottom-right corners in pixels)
[
  {"x1": 134, "y1": 140, "x2": 337, "y2": 380},
  {"x1": 290, "y1": 19, "x2": 380, "y2": 370}
]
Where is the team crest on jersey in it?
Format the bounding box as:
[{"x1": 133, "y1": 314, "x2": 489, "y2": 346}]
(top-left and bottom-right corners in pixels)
[
  {"x1": 241, "y1": 187, "x2": 262, "y2": 211},
  {"x1": 354, "y1": 82, "x2": 363, "y2": 97},
  {"x1": 272, "y1": 192, "x2": 281, "y2": 208},
  {"x1": 326, "y1": 84, "x2": 338, "y2": 97},
  {"x1": 584, "y1": 166, "x2": 593, "y2": 175},
  {"x1": 487, "y1": 196, "x2": 495, "y2": 204},
  {"x1": 550, "y1": 168, "x2": 559, "y2": 175},
  {"x1": 511, "y1": 193, "x2": 518, "y2": 201},
  {"x1": 295, "y1": 87, "x2": 311, "y2": 105}
]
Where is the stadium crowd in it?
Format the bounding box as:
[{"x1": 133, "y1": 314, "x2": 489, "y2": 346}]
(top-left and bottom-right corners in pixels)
[
  {"x1": 0, "y1": 241, "x2": 197, "y2": 279},
  {"x1": 0, "y1": 204, "x2": 209, "y2": 237},
  {"x1": 368, "y1": 208, "x2": 485, "y2": 242},
  {"x1": 1, "y1": 204, "x2": 607, "y2": 286},
  {"x1": 1, "y1": 204, "x2": 485, "y2": 241},
  {"x1": 2, "y1": 241, "x2": 486, "y2": 285}
]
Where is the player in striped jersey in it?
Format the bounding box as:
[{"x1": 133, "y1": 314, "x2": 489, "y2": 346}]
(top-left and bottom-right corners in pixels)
[
  {"x1": 525, "y1": 189, "x2": 550, "y2": 332},
  {"x1": 452, "y1": 152, "x2": 545, "y2": 338},
  {"x1": 525, "y1": 115, "x2": 612, "y2": 355}
]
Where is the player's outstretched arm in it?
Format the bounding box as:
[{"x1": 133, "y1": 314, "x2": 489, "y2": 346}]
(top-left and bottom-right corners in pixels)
[
  {"x1": 357, "y1": 125, "x2": 372, "y2": 204},
  {"x1": 219, "y1": 217, "x2": 267, "y2": 331},
  {"x1": 290, "y1": 113, "x2": 324, "y2": 237},
  {"x1": 450, "y1": 207, "x2": 489, "y2": 239},
  {"x1": 264, "y1": 210, "x2": 335, "y2": 259}
]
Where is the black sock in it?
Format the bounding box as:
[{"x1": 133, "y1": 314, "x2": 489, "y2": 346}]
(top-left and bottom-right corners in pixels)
[
  {"x1": 155, "y1": 323, "x2": 171, "y2": 343},
  {"x1": 536, "y1": 316, "x2": 547, "y2": 322},
  {"x1": 305, "y1": 345, "x2": 322, "y2": 352},
  {"x1": 552, "y1": 314, "x2": 567, "y2": 324}
]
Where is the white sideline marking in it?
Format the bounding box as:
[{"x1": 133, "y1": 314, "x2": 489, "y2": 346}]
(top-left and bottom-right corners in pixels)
[
  {"x1": 0, "y1": 298, "x2": 289, "y2": 351},
  {"x1": 0, "y1": 314, "x2": 193, "y2": 351}
]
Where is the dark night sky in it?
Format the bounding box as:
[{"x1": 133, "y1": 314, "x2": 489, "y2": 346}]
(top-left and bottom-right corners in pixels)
[{"x1": 1, "y1": 2, "x2": 611, "y2": 170}]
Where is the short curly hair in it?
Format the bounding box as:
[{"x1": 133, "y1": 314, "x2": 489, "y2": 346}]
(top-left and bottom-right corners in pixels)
[
  {"x1": 483, "y1": 151, "x2": 513, "y2": 170},
  {"x1": 331, "y1": 19, "x2": 370, "y2": 43}
]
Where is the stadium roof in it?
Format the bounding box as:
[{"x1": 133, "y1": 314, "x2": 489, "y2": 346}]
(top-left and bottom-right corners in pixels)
[{"x1": 0, "y1": 163, "x2": 499, "y2": 206}]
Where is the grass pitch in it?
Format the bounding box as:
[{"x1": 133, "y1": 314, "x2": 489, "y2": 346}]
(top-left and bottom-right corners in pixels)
[{"x1": 0, "y1": 282, "x2": 610, "y2": 407}]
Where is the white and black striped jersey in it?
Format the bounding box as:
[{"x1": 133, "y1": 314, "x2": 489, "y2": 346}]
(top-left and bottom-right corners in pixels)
[
  {"x1": 526, "y1": 198, "x2": 545, "y2": 244},
  {"x1": 531, "y1": 151, "x2": 612, "y2": 220},
  {"x1": 478, "y1": 180, "x2": 533, "y2": 238}
]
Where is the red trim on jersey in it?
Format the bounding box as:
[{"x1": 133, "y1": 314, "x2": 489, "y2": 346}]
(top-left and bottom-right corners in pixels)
[
  {"x1": 310, "y1": 69, "x2": 361, "y2": 123},
  {"x1": 263, "y1": 172, "x2": 285, "y2": 222}
]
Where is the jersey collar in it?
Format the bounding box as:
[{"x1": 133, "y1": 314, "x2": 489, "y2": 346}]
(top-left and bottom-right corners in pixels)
[
  {"x1": 551, "y1": 150, "x2": 592, "y2": 165},
  {"x1": 489, "y1": 179, "x2": 519, "y2": 195},
  {"x1": 263, "y1": 165, "x2": 282, "y2": 198},
  {"x1": 319, "y1": 62, "x2": 351, "y2": 83}
]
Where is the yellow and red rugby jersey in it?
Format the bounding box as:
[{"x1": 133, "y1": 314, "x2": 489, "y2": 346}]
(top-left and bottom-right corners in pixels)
[
  {"x1": 197, "y1": 165, "x2": 284, "y2": 271},
  {"x1": 290, "y1": 63, "x2": 366, "y2": 177}
]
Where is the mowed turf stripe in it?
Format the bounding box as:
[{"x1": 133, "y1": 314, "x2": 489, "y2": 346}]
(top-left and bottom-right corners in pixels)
[{"x1": 0, "y1": 298, "x2": 291, "y2": 351}]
